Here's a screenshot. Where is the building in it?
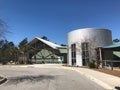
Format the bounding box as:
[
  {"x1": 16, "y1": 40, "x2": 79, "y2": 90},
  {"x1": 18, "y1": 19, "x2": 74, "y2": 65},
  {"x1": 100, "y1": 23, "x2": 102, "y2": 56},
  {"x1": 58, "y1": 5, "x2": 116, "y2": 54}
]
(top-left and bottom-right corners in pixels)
[
  {"x1": 100, "y1": 42, "x2": 120, "y2": 67},
  {"x1": 67, "y1": 28, "x2": 112, "y2": 66},
  {"x1": 28, "y1": 37, "x2": 67, "y2": 64}
]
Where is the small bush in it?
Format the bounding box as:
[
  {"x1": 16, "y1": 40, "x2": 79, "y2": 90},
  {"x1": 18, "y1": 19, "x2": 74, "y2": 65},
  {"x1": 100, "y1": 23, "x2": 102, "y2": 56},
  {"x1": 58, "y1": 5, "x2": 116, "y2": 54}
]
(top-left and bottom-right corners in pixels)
[
  {"x1": 88, "y1": 62, "x2": 96, "y2": 68},
  {"x1": 2, "y1": 61, "x2": 7, "y2": 65},
  {"x1": 19, "y1": 60, "x2": 25, "y2": 64}
]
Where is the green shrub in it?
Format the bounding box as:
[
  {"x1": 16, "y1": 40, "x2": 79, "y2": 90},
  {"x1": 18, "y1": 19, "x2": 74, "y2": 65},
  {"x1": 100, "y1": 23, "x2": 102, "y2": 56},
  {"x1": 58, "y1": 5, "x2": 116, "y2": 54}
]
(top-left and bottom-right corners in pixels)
[
  {"x1": 88, "y1": 61, "x2": 96, "y2": 68},
  {"x1": 19, "y1": 60, "x2": 25, "y2": 64},
  {"x1": 2, "y1": 61, "x2": 7, "y2": 65}
]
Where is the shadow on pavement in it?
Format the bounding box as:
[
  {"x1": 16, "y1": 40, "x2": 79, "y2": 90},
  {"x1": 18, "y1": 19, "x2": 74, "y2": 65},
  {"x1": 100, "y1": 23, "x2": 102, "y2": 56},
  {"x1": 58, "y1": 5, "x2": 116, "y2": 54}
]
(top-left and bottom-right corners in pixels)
[
  {"x1": 115, "y1": 86, "x2": 120, "y2": 90},
  {"x1": 0, "y1": 78, "x2": 7, "y2": 85},
  {"x1": 6, "y1": 75, "x2": 55, "y2": 85}
]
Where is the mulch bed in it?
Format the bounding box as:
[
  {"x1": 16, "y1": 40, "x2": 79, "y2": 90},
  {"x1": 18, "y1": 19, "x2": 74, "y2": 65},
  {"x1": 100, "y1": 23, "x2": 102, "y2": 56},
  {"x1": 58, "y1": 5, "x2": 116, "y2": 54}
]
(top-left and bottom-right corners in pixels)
[
  {"x1": 78, "y1": 66, "x2": 120, "y2": 77},
  {"x1": 79, "y1": 66, "x2": 120, "y2": 77},
  {"x1": 93, "y1": 69, "x2": 120, "y2": 77}
]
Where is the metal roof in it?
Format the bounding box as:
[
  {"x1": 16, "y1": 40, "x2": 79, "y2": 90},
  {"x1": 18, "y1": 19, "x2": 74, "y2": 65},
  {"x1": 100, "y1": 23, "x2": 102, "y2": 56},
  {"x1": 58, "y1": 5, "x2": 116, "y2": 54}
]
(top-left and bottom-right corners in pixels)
[
  {"x1": 103, "y1": 42, "x2": 120, "y2": 49},
  {"x1": 113, "y1": 52, "x2": 120, "y2": 58},
  {"x1": 58, "y1": 48, "x2": 67, "y2": 54},
  {"x1": 29, "y1": 37, "x2": 64, "y2": 49}
]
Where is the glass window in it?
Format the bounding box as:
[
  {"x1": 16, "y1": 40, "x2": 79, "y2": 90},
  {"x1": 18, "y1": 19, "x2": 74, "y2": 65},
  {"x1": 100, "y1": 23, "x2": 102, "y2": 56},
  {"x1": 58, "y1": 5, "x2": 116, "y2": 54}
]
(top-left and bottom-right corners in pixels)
[
  {"x1": 82, "y1": 42, "x2": 89, "y2": 65},
  {"x1": 71, "y1": 44, "x2": 76, "y2": 65}
]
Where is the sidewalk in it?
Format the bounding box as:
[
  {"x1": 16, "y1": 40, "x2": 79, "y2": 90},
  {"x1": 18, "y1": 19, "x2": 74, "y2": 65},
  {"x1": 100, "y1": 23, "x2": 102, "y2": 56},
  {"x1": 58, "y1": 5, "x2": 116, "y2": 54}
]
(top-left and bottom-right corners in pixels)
[{"x1": 62, "y1": 66, "x2": 120, "y2": 90}]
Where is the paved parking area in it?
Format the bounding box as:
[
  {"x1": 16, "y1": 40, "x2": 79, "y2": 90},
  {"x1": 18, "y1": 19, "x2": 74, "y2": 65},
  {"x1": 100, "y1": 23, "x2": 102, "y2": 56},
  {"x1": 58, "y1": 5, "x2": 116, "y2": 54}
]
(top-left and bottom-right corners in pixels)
[{"x1": 0, "y1": 64, "x2": 105, "y2": 90}]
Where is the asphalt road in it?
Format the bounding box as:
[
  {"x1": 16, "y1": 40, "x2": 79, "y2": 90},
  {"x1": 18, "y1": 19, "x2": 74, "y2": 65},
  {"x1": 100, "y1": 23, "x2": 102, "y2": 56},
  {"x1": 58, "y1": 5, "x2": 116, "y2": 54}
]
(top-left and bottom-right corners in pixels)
[{"x1": 0, "y1": 64, "x2": 106, "y2": 90}]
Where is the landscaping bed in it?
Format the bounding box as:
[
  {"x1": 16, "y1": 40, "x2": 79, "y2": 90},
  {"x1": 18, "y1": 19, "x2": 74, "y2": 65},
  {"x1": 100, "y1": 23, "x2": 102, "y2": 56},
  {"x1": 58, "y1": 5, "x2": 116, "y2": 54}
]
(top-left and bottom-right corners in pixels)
[
  {"x1": 78, "y1": 66, "x2": 120, "y2": 77},
  {"x1": 65, "y1": 65, "x2": 120, "y2": 77}
]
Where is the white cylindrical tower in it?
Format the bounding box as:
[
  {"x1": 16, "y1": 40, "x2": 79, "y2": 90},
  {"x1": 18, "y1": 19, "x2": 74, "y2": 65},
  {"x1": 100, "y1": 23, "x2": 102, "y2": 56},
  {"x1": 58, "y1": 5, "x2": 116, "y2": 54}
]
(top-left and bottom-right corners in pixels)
[{"x1": 67, "y1": 28, "x2": 112, "y2": 66}]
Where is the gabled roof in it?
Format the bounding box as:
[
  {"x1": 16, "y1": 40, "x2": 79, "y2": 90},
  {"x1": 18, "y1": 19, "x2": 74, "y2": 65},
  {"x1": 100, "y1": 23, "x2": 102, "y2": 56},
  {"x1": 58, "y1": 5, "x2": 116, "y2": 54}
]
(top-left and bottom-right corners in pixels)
[{"x1": 29, "y1": 37, "x2": 63, "y2": 49}]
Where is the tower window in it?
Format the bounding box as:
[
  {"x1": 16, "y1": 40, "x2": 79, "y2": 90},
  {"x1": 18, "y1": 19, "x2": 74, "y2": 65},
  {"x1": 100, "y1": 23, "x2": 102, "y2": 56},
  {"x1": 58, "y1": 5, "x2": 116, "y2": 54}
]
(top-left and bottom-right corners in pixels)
[
  {"x1": 71, "y1": 44, "x2": 76, "y2": 65},
  {"x1": 82, "y1": 42, "x2": 89, "y2": 65}
]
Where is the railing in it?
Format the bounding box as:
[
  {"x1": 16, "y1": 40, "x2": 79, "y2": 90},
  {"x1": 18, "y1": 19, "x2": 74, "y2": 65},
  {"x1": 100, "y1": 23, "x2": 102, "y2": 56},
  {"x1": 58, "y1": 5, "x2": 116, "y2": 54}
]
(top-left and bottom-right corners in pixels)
[{"x1": 102, "y1": 60, "x2": 120, "y2": 70}]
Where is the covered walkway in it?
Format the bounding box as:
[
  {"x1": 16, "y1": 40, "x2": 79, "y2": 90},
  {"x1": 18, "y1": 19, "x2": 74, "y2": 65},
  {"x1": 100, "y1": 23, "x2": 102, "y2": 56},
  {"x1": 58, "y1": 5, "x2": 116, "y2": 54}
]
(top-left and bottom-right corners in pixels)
[{"x1": 97, "y1": 42, "x2": 120, "y2": 69}]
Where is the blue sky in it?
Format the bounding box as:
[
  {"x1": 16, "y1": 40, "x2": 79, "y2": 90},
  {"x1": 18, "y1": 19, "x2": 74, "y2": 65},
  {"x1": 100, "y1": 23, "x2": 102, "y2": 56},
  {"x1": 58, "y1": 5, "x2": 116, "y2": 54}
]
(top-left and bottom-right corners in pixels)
[{"x1": 0, "y1": 0, "x2": 120, "y2": 45}]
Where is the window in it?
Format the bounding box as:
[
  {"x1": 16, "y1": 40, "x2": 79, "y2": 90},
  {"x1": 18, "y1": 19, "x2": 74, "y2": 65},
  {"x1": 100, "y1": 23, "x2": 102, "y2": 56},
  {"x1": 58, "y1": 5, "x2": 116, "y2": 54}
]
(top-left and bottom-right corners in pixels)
[
  {"x1": 71, "y1": 44, "x2": 76, "y2": 65},
  {"x1": 82, "y1": 42, "x2": 89, "y2": 65}
]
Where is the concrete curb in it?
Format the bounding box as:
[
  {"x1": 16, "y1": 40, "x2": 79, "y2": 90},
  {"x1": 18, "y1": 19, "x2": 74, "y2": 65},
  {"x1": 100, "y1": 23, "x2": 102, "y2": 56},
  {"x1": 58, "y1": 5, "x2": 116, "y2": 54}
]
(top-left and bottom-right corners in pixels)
[
  {"x1": 73, "y1": 69, "x2": 113, "y2": 90},
  {"x1": 62, "y1": 67, "x2": 114, "y2": 90}
]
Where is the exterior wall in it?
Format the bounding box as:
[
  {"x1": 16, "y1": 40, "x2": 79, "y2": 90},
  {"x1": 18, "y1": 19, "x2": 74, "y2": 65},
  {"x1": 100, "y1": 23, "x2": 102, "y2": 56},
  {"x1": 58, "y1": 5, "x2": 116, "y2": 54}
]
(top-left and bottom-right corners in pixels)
[
  {"x1": 31, "y1": 49, "x2": 63, "y2": 64},
  {"x1": 29, "y1": 38, "x2": 67, "y2": 64},
  {"x1": 67, "y1": 28, "x2": 112, "y2": 66},
  {"x1": 68, "y1": 48, "x2": 72, "y2": 65}
]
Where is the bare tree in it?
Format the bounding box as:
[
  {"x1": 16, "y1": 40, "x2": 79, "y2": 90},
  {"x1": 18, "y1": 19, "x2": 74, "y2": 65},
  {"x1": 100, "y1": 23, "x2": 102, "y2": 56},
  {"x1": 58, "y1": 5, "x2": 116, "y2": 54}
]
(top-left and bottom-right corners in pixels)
[
  {"x1": 88, "y1": 37, "x2": 97, "y2": 61},
  {"x1": 0, "y1": 19, "x2": 9, "y2": 39}
]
